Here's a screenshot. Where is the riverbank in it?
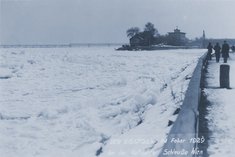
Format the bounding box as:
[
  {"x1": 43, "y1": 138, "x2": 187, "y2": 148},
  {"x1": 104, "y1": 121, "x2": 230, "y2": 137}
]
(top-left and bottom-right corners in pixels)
[{"x1": 116, "y1": 45, "x2": 202, "y2": 51}]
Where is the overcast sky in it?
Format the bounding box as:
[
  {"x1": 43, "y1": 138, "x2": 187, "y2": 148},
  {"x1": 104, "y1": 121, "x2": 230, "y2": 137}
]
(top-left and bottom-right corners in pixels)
[{"x1": 1, "y1": 0, "x2": 235, "y2": 45}]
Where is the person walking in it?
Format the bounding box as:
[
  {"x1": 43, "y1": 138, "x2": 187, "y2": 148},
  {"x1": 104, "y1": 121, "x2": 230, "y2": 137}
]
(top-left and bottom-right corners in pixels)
[
  {"x1": 207, "y1": 42, "x2": 213, "y2": 60},
  {"x1": 231, "y1": 45, "x2": 235, "y2": 52},
  {"x1": 214, "y1": 43, "x2": 221, "y2": 63},
  {"x1": 221, "y1": 40, "x2": 230, "y2": 63}
]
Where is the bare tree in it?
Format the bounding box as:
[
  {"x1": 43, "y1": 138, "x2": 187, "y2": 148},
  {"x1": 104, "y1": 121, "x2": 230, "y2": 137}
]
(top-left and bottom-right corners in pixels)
[
  {"x1": 144, "y1": 22, "x2": 158, "y2": 36},
  {"x1": 126, "y1": 27, "x2": 140, "y2": 38}
]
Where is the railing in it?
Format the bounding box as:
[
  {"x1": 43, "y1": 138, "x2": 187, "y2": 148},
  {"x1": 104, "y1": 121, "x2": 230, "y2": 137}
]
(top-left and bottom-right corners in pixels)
[{"x1": 158, "y1": 52, "x2": 208, "y2": 157}]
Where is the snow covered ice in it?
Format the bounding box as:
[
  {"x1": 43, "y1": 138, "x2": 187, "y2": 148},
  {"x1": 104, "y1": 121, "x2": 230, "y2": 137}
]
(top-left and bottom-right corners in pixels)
[{"x1": 0, "y1": 47, "x2": 204, "y2": 157}]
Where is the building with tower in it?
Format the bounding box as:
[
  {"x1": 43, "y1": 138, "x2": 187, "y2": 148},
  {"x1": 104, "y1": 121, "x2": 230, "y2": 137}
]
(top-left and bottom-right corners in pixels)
[{"x1": 167, "y1": 27, "x2": 187, "y2": 46}]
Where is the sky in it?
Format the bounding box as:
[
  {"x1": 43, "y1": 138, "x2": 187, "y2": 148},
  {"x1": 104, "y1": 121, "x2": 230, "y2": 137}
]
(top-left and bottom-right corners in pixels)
[{"x1": 1, "y1": 0, "x2": 235, "y2": 45}]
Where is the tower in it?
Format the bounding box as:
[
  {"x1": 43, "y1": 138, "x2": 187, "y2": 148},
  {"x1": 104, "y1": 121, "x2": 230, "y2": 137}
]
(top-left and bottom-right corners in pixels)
[{"x1": 202, "y1": 30, "x2": 206, "y2": 48}]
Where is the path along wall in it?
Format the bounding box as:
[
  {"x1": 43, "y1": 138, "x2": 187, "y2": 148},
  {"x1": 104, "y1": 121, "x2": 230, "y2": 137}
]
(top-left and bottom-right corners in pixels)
[{"x1": 158, "y1": 52, "x2": 207, "y2": 157}]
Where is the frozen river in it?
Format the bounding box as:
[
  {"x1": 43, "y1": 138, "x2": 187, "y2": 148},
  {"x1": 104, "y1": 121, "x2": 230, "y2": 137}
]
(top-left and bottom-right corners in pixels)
[{"x1": 0, "y1": 47, "x2": 204, "y2": 157}]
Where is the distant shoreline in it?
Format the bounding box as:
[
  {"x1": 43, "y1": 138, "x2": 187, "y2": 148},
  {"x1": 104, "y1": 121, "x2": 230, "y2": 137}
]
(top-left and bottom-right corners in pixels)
[
  {"x1": 0, "y1": 43, "x2": 125, "y2": 48},
  {"x1": 116, "y1": 45, "x2": 203, "y2": 51}
]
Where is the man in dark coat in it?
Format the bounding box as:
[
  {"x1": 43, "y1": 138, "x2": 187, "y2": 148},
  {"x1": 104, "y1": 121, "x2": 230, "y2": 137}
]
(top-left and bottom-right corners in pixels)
[
  {"x1": 221, "y1": 40, "x2": 230, "y2": 63},
  {"x1": 231, "y1": 45, "x2": 235, "y2": 52},
  {"x1": 214, "y1": 43, "x2": 221, "y2": 63},
  {"x1": 207, "y1": 42, "x2": 213, "y2": 60}
]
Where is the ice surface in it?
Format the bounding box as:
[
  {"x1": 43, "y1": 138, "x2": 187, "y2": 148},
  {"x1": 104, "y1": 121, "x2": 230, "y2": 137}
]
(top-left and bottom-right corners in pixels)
[{"x1": 0, "y1": 47, "x2": 204, "y2": 157}]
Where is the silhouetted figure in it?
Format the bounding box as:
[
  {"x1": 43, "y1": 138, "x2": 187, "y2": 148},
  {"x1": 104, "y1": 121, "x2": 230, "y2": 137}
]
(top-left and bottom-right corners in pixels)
[
  {"x1": 207, "y1": 42, "x2": 213, "y2": 60},
  {"x1": 231, "y1": 45, "x2": 235, "y2": 52},
  {"x1": 221, "y1": 41, "x2": 230, "y2": 63},
  {"x1": 214, "y1": 43, "x2": 221, "y2": 63}
]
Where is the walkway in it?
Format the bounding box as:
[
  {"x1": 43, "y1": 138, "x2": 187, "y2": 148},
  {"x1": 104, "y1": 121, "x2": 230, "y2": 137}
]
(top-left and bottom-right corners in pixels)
[{"x1": 203, "y1": 53, "x2": 235, "y2": 157}]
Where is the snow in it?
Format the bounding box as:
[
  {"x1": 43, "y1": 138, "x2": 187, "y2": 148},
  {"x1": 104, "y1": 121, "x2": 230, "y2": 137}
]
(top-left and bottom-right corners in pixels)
[
  {"x1": 0, "y1": 47, "x2": 204, "y2": 157},
  {"x1": 204, "y1": 53, "x2": 235, "y2": 157}
]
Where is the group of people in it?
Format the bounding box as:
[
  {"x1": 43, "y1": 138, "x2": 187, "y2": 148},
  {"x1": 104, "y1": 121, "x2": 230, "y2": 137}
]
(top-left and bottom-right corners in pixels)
[{"x1": 207, "y1": 41, "x2": 231, "y2": 63}]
